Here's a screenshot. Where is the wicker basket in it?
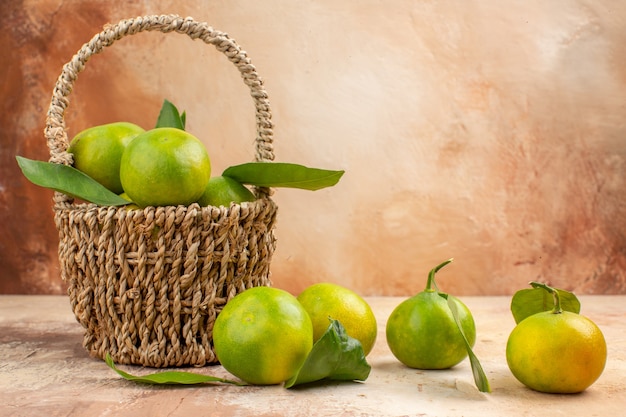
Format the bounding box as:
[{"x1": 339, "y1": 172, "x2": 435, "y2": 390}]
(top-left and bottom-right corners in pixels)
[{"x1": 44, "y1": 15, "x2": 278, "y2": 367}]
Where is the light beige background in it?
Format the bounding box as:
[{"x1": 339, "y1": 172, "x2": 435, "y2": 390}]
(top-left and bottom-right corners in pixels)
[{"x1": 2, "y1": 0, "x2": 625, "y2": 295}]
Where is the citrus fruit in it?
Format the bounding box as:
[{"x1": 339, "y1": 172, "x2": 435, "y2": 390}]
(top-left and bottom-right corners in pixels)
[
  {"x1": 197, "y1": 176, "x2": 256, "y2": 207},
  {"x1": 213, "y1": 287, "x2": 313, "y2": 385},
  {"x1": 119, "y1": 192, "x2": 132, "y2": 202},
  {"x1": 386, "y1": 259, "x2": 476, "y2": 369},
  {"x1": 118, "y1": 192, "x2": 140, "y2": 210},
  {"x1": 297, "y1": 283, "x2": 377, "y2": 356},
  {"x1": 506, "y1": 283, "x2": 607, "y2": 394},
  {"x1": 68, "y1": 122, "x2": 144, "y2": 194},
  {"x1": 119, "y1": 127, "x2": 211, "y2": 207}
]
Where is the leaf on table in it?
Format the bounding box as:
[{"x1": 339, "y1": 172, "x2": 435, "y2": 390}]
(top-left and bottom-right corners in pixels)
[
  {"x1": 440, "y1": 293, "x2": 491, "y2": 393},
  {"x1": 510, "y1": 287, "x2": 581, "y2": 324},
  {"x1": 284, "y1": 319, "x2": 371, "y2": 388},
  {"x1": 104, "y1": 353, "x2": 245, "y2": 386},
  {"x1": 223, "y1": 162, "x2": 344, "y2": 190},
  {"x1": 155, "y1": 99, "x2": 186, "y2": 130},
  {"x1": 16, "y1": 156, "x2": 129, "y2": 206}
]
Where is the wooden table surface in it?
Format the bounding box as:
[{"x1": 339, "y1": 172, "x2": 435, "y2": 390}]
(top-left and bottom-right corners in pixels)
[{"x1": 1, "y1": 295, "x2": 624, "y2": 417}]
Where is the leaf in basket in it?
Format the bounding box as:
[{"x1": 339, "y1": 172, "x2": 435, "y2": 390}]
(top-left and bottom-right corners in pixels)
[
  {"x1": 284, "y1": 319, "x2": 371, "y2": 388},
  {"x1": 16, "y1": 156, "x2": 130, "y2": 206},
  {"x1": 223, "y1": 162, "x2": 345, "y2": 190},
  {"x1": 155, "y1": 99, "x2": 186, "y2": 130},
  {"x1": 105, "y1": 353, "x2": 246, "y2": 386}
]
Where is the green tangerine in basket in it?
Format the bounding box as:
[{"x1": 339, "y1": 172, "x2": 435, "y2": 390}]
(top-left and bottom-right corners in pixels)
[{"x1": 16, "y1": 99, "x2": 344, "y2": 207}]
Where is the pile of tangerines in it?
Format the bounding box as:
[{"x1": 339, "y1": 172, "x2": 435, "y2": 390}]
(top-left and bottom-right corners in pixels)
[{"x1": 67, "y1": 119, "x2": 606, "y2": 395}]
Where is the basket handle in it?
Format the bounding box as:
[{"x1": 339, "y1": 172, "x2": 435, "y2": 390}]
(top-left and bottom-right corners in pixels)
[{"x1": 44, "y1": 14, "x2": 275, "y2": 170}]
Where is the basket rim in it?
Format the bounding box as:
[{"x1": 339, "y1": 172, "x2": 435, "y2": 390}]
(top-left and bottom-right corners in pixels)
[{"x1": 53, "y1": 194, "x2": 277, "y2": 214}]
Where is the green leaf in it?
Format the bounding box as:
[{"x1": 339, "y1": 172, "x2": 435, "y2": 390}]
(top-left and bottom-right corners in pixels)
[
  {"x1": 284, "y1": 319, "x2": 371, "y2": 388},
  {"x1": 16, "y1": 156, "x2": 129, "y2": 206},
  {"x1": 440, "y1": 293, "x2": 491, "y2": 393},
  {"x1": 155, "y1": 99, "x2": 186, "y2": 130},
  {"x1": 510, "y1": 286, "x2": 581, "y2": 324},
  {"x1": 223, "y1": 162, "x2": 344, "y2": 190},
  {"x1": 104, "y1": 353, "x2": 245, "y2": 386}
]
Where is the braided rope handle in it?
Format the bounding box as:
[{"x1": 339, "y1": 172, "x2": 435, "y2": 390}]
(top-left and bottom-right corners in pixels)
[{"x1": 44, "y1": 14, "x2": 275, "y2": 202}]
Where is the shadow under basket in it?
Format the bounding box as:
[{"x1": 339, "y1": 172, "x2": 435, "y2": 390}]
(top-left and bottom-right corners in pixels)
[{"x1": 45, "y1": 15, "x2": 280, "y2": 367}]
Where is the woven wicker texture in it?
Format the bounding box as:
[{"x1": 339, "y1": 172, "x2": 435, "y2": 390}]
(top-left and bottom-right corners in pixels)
[{"x1": 44, "y1": 15, "x2": 278, "y2": 367}]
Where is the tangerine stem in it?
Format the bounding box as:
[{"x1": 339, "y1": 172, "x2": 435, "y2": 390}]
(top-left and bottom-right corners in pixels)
[
  {"x1": 529, "y1": 281, "x2": 563, "y2": 314},
  {"x1": 426, "y1": 258, "x2": 454, "y2": 292}
]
